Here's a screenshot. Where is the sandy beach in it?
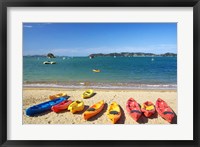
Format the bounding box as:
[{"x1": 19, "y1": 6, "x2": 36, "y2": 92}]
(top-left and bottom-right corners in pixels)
[{"x1": 23, "y1": 87, "x2": 177, "y2": 124}]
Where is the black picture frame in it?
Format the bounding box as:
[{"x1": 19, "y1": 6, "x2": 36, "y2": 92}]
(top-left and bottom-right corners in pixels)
[{"x1": 0, "y1": 0, "x2": 199, "y2": 146}]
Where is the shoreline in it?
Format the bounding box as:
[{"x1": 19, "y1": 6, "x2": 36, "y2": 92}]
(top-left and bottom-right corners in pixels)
[
  {"x1": 23, "y1": 82, "x2": 177, "y2": 90},
  {"x1": 23, "y1": 87, "x2": 177, "y2": 92},
  {"x1": 23, "y1": 87, "x2": 177, "y2": 124}
]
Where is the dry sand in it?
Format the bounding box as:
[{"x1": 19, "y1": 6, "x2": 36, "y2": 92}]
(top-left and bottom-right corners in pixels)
[{"x1": 23, "y1": 88, "x2": 177, "y2": 124}]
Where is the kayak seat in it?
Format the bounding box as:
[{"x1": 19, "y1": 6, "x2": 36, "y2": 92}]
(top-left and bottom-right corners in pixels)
[
  {"x1": 146, "y1": 105, "x2": 154, "y2": 111},
  {"x1": 130, "y1": 110, "x2": 141, "y2": 114},
  {"x1": 163, "y1": 111, "x2": 174, "y2": 115},
  {"x1": 109, "y1": 110, "x2": 119, "y2": 115},
  {"x1": 87, "y1": 108, "x2": 96, "y2": 111}
]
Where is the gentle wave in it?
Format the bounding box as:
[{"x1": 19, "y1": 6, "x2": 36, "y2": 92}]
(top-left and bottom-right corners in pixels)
[{"x1": 23, "y1": 82, "x2": 177, "y2": 90}]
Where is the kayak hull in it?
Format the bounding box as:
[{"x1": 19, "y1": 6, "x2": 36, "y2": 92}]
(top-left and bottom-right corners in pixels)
[
  {"x1": 126, "y1": 98, "x2": 142, "y2": 121},
  {"x1": 83, "y1": 100, "x2": 104, "y2": 120},
  {"x1": 49, "y1": 93, "x2": 67, "y2": 100},
  {"x1": 82, "y1": 89, "x2": 94, "y2": 99},
  {"x1": 107, "y1": 102, "x2": 121, "y2": 124},
  {"x1": 68, "y1": 100, "x2": 84, "y2": 113},
  {"x1": 26, "y1": 97, "x2": 66, "y2": 116},
  {"x1": 141, "y1": 101, "x2": 155, "y2": 117},
  {"x1": 51, "y1": 100, "x2": 73, "y2": 113},
  {"x1": 155, "y1": 98, "x2": 175, "y2": 123}
]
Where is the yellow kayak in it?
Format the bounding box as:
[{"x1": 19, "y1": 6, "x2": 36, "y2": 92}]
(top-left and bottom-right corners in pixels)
[
  {"x1": 68, "y1": 100, "x2": 84, "y2": 113},
  {"x1": 107, "y1": 102, "x2": 121, "y2": 124},
  {"x1": 82, "y1": 89, "x2": 94, "y2": 99},
  {"x1": 83, "y1": 100, "x2": 104, "y2": 120},
  {"x1": 49, "y1": 93, "x2": 67, "y2": 100},
  {"x1": 92, "y1": 69, "x2": 100, "y2": 73}
]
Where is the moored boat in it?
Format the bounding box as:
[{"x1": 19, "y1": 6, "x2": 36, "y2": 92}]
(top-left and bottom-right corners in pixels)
[
  {"x1": 43, "y1": 61, "x2": 56, "y2": 64},
  {"x1": 92, "y1": 69, "x2": 100, "y2": 72}
]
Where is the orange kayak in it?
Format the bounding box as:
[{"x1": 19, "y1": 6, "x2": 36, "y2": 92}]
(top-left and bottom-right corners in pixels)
[
  {"x1": 49, "y1": 93, "x2": 67, "y2": 100},
  {"x1": 155, "y1": 98, "x2": 174, "y2": 123},
  {"x1": 51, "y1": 100, "x2": 73, "y2": 113},
  {"x1": 141, "y1": 101, "x2": 155, "y2": 117},
  {"x1": 126, "y1": 98, "x2": 142, "y2": 121},
  {"x1": 83, "y1": 100, "x2": 104, "y2": 120}
]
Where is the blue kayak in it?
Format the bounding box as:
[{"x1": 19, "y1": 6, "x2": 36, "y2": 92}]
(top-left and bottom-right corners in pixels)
[{"x1": 26, "y1": 97, "x2": 66, "y2": 116}]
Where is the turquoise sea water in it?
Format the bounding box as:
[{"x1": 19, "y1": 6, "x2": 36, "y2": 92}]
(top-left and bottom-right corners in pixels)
[{"x1": 23, "y1": 56, "x2": 177, "y2": 89}]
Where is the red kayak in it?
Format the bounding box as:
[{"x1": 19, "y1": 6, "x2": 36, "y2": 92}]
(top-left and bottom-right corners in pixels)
[
  {"x1": 51, "y1": 100, "x2": 73, "y2": 113},
  {"x1": 126, "y1": 98, "x2": 142, "y2": 121},
  {"x1": 155, "y1": 98, "x2": 174, "y2": 123},
  {"x1": 141, "y1": 101, "x2": 155, "y2": 117}
]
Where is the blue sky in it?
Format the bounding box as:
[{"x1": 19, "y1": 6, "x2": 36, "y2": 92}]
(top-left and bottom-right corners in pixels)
[{"x1": 23, "y1": 23, "x2": 177, "y2": 56}]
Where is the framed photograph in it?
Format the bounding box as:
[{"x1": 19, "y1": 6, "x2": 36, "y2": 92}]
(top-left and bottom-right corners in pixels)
[{"x1": 0, "y1": 0, "x2": 199, "y2": 146}]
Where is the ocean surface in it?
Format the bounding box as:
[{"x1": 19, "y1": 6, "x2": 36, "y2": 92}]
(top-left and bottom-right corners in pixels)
[{"x1": 23, "y1": 56, "x2": 177, "y2": 90}]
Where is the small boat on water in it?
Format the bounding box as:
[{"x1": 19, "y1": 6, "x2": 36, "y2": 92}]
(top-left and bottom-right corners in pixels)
[
  {"x1": 141, "y1": 101, "x2": 155, "y2": 117},
  {"x1": 51, "y1": 100, "x2": 73, "y2": 113},
  {"x1": 82, "y1": 89, "x2": 94, "y2": 99},
  {"x1": 43, "y1": 61, "x2": 56, "y2": 64},
  {"x1": 155, "y1": 98, "x2": 174, "y2": 123},
  {"x1": 49, "y1": 93, "x2": 67, "y2": 100},
  {"x1": 68, "y1": 100, "x2": 84, "y2": 113},
  {"x1": 107, "y1": 102, "x2": 121, "y2": 124},
  {"x1": 26, "y1": 97, "x2": 66, "y2": 116},
  {"x1": 83, "y1": 100, "x2": 104, "y2": 120},
  {"x1": 92, "y1": 69, "x2": 100, "y2": 73},
  {"x1": 126, "y1": 98, "x2": 142, "y2": 121}
]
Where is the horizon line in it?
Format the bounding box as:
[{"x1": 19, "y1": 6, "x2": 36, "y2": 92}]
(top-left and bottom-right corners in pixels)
[{"x1": 23, "y1": 52, "x2": 177, "y2": 57}]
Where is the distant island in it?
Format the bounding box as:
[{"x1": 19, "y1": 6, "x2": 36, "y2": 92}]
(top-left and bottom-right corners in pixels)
[{"x1": 89, "y1": 52, "x2": 177, "y2": 57}]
